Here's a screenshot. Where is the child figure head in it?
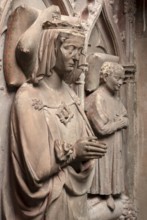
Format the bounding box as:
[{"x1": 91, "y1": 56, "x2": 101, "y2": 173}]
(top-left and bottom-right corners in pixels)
[{"x1": 100, "y1": 62, "x2": 125, "y2": 94}]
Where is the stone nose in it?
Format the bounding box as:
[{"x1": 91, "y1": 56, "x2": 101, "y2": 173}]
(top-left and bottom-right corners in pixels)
[
  {"x1": 72, "y1": 49, "x2": 80, "y2": 61},
  {"x1": 118, "y1": 79, "x2": 123, "y2": 85}
]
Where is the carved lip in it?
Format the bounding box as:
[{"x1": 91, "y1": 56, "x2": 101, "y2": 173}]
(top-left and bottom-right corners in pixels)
[
  {"x1": 115, "y1": 85, "x2": 121, "y2": 90},
  {"x1": 68, "y1": 64, "x2": 75, "y2": 67}
]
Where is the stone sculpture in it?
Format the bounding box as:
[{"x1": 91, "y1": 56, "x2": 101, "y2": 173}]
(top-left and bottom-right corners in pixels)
[
  {"x1": 2, "y1": 5, "x2": 107, "y2": 220},
  {"x1": 86, "y1": 61, "x2": 129, "y2": 212}
]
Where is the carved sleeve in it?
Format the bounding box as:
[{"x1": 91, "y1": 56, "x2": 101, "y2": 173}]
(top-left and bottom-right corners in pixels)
[
  {"x1": 87, "y1": 94, "x2": 127, "y2": 136},
  {"x1": 10, "y1": 85, "x2": 92, "y2": 216},
  {"x1": 11, "y1": 87, "x2": 60, "y2": 186}
]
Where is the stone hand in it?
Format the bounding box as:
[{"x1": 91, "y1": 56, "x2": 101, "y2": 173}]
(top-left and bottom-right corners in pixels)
[
  {"x1": 73, "y1": 136, "x2": 107, "y2": 161},
  {"x1": 115, "y1": 116, "x2": 128, "y2": 129}
]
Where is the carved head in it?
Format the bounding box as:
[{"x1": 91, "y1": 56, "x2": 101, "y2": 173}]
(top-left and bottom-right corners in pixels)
[
  {"x1": 100, "y1": 62, "x2": 125, "y2": 93},
  {"x1": 31, "y1": 19, "x2": 85, "y2": 84}
]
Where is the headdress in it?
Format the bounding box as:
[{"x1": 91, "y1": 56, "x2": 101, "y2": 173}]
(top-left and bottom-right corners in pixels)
[
  {"x1": 31, "y1": 18, "x2": 85, "y2": 84},
  {"x1": 42, "y1": 18, "x2": 85, "y2": 35}
]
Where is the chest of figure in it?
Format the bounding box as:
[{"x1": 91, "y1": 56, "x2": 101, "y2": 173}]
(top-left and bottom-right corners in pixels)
[
  {"x1": 103, "y1": 95, "x2": 123, "y2": 120},
  {"x1": 43, "y1": 103, "x2": 85, "y2": 145}
]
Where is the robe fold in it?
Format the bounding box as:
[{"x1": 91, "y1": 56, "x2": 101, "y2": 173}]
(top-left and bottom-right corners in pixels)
[
  {"x1": 86, "y1": 86, "x2": 127, "y2": 195},
  {"x1": 2, "y1": 82, "x2": 94, "y2": 220}
]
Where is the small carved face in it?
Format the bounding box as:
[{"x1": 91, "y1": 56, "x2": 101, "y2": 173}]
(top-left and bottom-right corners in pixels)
[
  {"x1": 104, "y1": 70, "x2": 125, "y2": 93},
  {"x1": 54, "y1": 34, "x2": 84, "y2": 83}
]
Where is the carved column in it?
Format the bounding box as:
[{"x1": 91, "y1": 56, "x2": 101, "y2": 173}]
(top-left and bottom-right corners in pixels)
[
  {"x1": 121, "y1": 1, "x2": 138, "y2": 211},
  {"x1": 124, "y1": 0, "x2": 136, "y2": 64},
  {"x1": 121, "y1": 65, "x2": 137, "y2": 203}
]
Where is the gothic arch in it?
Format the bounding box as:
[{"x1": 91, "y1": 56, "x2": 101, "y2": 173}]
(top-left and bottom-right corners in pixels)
[{"x1": 50, "y1": 0, "x2": 126, "y2": 64}]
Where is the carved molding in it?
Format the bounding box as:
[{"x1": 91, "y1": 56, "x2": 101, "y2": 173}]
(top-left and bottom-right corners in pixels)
[
  {"x1": 124, "y1": 0, "x2": 136, "y2": 23},
  {"x1": 44, "y1": 0, "x2": 127, "y2": 66},
  {"x1": 0, "y1": 0, "x2": 13, "y2": 35},
  {"x1": 123, "y1": 64, "x2": 136, "y2": 83},
  {"x1": 51, "y1": 0, "x2": 74, "y2": 15},
  {"x1": 124, "y1": 0, "x2": 136, "y2": 64},
  {"x1": 81, "y1": 0, "x2": 104, "y2": 47},
  {"x1": 75, "y1": 0, "x2": 126, "y2": 64},
  {"x1": 52, "y1": 0, "x2": 69, "y2": 15},
  {"x1": 102, "y1": 1, "x2": 126, "y2": 64}
]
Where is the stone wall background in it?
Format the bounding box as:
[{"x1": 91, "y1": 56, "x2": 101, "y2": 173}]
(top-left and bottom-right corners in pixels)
[{"x1": 135, "y1": 1, "x2": 147, "y2": 219}]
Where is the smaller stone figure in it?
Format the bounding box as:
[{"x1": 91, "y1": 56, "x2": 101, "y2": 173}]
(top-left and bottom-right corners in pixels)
[{"x1": 86, "y1": 61, "x2": 128, "y2": 212}]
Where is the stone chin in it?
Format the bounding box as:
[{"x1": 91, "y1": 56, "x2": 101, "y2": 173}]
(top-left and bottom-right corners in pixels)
[{"x1": 63, "y1": 68, "x2": 82, "y2": 84}]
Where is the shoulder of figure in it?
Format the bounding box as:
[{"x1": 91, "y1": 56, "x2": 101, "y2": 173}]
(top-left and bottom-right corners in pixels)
[
  {"x1": 95, "y1": 86, "x2": 108, "y2": 101},
  {"x1": 64, "y1": 83, "x2": 81, "y2": 105},
  {"x1": 88, "y1": 87, "x2": 104, "y2": 102},
  {"x1": 14, "y1": 83, "x2": 42, "y2": 109}
]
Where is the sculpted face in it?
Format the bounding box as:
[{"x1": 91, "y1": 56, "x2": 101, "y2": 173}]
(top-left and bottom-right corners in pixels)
[
  {"x1": 104, "y1": 70, "x2": 125, "y2": 93},
  {"x1": 54, "y1": 33, "x2": 84, "y2": 84}
]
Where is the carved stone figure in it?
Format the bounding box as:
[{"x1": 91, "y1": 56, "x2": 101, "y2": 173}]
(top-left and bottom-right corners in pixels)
[
  {"x1": 86, "y1": 61, "x2": 128, "y2": 211},
  {"x1": 2, "y1": 5, "x2": 107, "y2": 220}
]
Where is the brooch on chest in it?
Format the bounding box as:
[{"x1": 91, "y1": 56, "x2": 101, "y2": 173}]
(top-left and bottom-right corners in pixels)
[
  {"x1": 56, "y1": 102, "x2": 74, "y2": 125},
  {"x1": 32, "y1": 99, "x2": 44, "y2": 110}
]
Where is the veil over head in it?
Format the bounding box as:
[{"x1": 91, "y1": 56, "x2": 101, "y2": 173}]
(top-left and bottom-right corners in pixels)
[
  {"x1": 31, "y1": 29, "x2": 59, "y2": 83},
  {"x1": 15, "y1": 11, "x2": 85, "y2": 85},
  {"x1": 29, "y1": 21, "x2": 85, "y2": 84}
]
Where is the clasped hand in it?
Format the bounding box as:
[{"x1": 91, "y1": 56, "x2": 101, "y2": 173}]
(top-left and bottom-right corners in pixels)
[
  {"x1": 114, "y1": 115, "x2": 128, "y2": 129},
  {"x1": 74, "y1": 136, "x2": 107, "y2": 161}
]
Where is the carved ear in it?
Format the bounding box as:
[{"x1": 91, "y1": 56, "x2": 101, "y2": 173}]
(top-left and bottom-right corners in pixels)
[
  {"x1": 100, "y1": 73, "x2": 104, "y2": 80},
  {"x1": 4, "y1": 5, "x2": 40, "y2": 88},
  {"x1": 60, "y1": 36, "x2": 66, "y2": 42},
  {"x1": 103, "y1": 75, "x2": 107, "y2": 82}
]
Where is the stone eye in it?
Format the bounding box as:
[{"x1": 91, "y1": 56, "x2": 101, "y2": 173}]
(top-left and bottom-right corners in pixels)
[{"x1": 64, "y1": 45, "x2": 74, "y2": 51}]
